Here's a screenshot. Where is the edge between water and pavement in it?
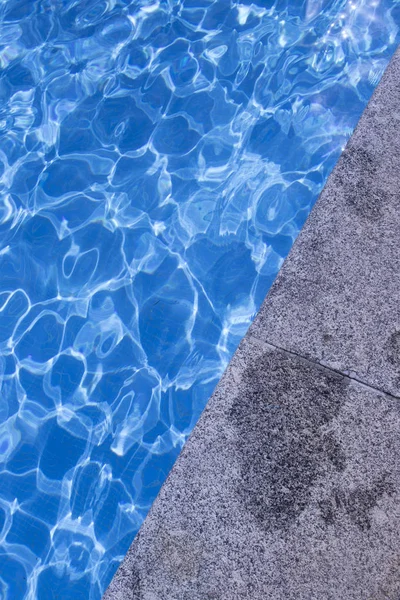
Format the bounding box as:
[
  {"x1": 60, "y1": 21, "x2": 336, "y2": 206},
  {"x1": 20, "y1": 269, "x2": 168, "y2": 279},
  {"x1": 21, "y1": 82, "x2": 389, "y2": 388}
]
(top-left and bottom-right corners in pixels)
[{"x1": 104, "y1": 45, "x2": 400, "y2": 600}]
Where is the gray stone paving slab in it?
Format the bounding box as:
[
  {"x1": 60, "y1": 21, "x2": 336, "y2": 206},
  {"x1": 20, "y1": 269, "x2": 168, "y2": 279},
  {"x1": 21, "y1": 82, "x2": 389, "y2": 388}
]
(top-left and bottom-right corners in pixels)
[
  {"x1": 104, "y1": 337, "x2": 400, "y2": 600},
  {"x1": 249, "y1": 47, "x2": 400, "y2": 397}
]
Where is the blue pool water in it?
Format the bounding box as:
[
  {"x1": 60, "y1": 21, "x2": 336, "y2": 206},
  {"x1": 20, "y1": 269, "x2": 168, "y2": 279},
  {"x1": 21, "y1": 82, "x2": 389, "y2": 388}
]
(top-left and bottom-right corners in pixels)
[{"x1": 0, "y1": 1, "x2": 399, "y2": 598}]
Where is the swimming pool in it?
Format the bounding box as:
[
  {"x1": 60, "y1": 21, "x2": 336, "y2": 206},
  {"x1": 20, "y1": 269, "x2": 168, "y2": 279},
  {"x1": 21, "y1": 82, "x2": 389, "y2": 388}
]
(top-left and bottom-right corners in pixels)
[{"x1": 0, "y1": 1, "x2": 399, "y2": 598}]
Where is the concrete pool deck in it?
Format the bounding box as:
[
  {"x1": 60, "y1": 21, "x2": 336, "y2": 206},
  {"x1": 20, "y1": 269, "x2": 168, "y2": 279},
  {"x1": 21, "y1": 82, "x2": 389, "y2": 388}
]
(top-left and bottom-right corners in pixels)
[{"x1": 104, "y1": 46, "x2": 400, "y2": 600}]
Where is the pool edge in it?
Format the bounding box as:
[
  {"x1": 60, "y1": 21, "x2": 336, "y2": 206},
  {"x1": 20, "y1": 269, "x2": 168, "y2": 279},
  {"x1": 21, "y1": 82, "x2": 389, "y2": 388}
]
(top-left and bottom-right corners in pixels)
[{"x1": 103, "y1": 45, "x2": 400, "y2": 600}]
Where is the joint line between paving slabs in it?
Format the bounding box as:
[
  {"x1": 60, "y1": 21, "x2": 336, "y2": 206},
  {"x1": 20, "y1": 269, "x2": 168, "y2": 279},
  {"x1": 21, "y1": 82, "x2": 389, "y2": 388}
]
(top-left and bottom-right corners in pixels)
[{"x1": 248, "y1": 334, "x2": 400, "y2": 402}]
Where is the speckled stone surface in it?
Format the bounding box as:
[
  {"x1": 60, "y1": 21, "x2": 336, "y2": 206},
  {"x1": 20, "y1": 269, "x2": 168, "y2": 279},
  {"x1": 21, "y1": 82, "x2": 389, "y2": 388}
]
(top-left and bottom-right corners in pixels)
[
  {"x1": 249, "y1": 47, "x2": 400, "y2": 398},
  {"x1": 104, "y1": 337, "x2": 400, "y2": 600},
  {"x1": 104, "y1": 45, "x2": 400, "y2": 600}
]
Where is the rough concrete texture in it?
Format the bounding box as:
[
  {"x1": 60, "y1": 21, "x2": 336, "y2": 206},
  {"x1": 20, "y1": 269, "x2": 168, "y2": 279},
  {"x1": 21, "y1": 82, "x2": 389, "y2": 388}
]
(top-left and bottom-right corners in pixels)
[
  {"x1": 249, "y1": 47, "x2": 400, "y2": 397},
  {"x1": 104, "y1": 44, "x2": 400, "y2": 600},
  {"x1": 104, "y1": 337, "x2": 400, "y2": 600}
]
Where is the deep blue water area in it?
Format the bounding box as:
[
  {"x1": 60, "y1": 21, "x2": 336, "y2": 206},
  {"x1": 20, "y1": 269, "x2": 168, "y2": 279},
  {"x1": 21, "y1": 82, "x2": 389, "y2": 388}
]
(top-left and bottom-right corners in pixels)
[{"x1": 0, "y1": 1, "x2": 399, "y2": 598}]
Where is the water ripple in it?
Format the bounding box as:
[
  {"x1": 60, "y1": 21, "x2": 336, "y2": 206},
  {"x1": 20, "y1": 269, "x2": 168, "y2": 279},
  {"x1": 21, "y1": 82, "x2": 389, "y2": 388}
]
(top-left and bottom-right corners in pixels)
[{"x1": 0, "y1": 1, "x2": 399, "y2": 598}]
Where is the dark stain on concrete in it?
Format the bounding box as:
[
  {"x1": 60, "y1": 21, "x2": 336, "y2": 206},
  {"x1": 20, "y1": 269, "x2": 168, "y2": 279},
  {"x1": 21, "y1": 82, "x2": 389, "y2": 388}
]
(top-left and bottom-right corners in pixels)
[
  {"x1": 230, "y1": 350, "x2": 348, "y2": 533},
  {"x1": 385, "y1": 331, "x2": 400, "y2": 367},
  {"x1": 319, "y1": 474, "x2": 395, "y2": 531},
  {"x1": 129, "y1": 567, "x2": 142, "y2": 599},
  {"x1": 338, "y1": 144, "x2": 389, "y2": 221}
]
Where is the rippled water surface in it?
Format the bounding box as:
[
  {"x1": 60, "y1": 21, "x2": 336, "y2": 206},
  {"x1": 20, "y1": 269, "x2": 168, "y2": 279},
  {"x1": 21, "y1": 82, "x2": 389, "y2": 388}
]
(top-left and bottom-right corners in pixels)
[{"x1": 0, "y1": 0, "x2": 399, "y2": 598}]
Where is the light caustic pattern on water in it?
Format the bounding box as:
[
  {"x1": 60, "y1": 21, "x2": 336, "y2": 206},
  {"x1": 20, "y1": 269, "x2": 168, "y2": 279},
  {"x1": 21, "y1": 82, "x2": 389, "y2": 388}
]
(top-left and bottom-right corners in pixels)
[{"x1": 0, "y1": 0, "x2": 399, "y2": 598}]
